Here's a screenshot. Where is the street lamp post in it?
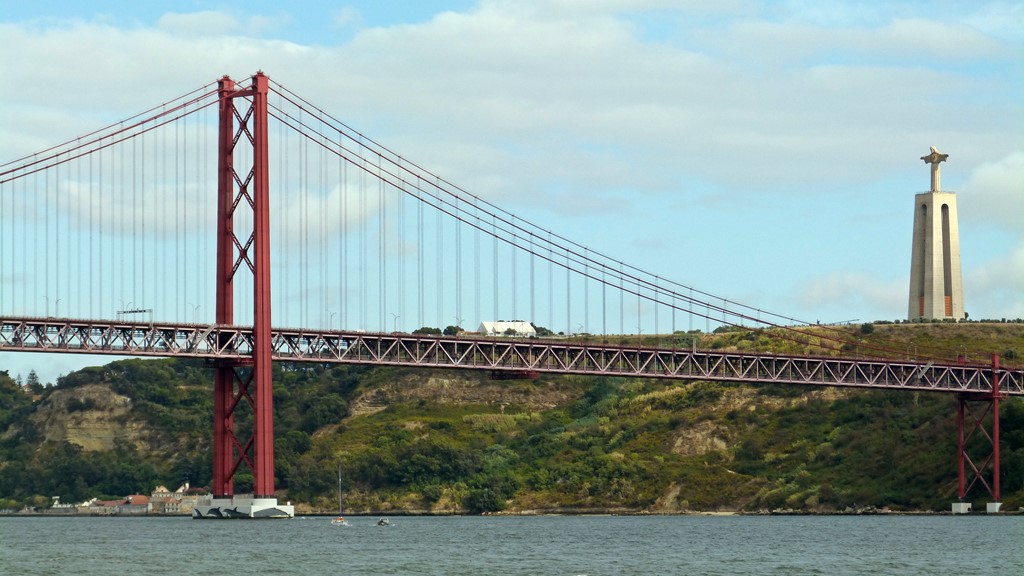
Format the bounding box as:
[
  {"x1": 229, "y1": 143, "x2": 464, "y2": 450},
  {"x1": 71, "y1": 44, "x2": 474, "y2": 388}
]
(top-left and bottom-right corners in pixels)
[
  {"x1": 391, "y1": 313, "x2": 400, "y2": 333},
  {"x1": 187, "y1": 302, "x2": 201, "y2": 324}
]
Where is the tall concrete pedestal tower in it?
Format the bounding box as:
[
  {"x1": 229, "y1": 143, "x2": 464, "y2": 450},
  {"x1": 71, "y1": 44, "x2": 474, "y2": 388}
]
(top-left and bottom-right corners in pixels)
[{"x1": 907, "y1": 147, "x2": 964, "y2": 321}]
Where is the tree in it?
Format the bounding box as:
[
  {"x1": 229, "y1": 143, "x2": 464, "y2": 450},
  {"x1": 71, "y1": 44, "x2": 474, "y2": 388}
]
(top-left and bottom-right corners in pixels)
[
  {"x1": 25, "y1": 370, "x2": 43, "y2": 393},
  {"x1": 533, "y1": 326, "x2": 554, "y2": 337},
  {"x1": 463, "y1": 488, "x2": 505, "y2": 513},
  {"x1": 443, "y1": 325, "x2": 463, "y2": 336},
  {"x1": 412, "y1": 326, "x2": 442, "y2": 335}
]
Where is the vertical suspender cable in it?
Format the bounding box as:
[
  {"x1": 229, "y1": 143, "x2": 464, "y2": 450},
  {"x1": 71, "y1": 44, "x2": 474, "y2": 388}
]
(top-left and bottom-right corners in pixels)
[
  {"x1": 492, "y1": 214, "x2": 498, "y2": 323},
  {"x1": 132, "y1": 137, "x2": 137, "y2": 315},
  {"x1": 141, "y1": 125, "x2": 146, "y2": 314},
  {"x1": 118, "y1": 125, "x2": 125, "y2": 321},
  {"x1": 159, "y1": 112, "x2": 166, "y2": 319},
  {"x1": 89, "y1": 145, "x2": 94, "y2": 317},
  {"x1": 672, "y1": 293, "x2": 676, "y2": 335},
  {"x1": 1, "y1": 175, "x2": 7, "y2": 315},
  {"x1": 21, "y1": 168, "x2": 26, "y2": 313},
  {"x1": 511, "y1": 216, "x2": 517, "y2": 321},
  {"x1": 548, "y1": 232, "x2": 553, "y2": 333},
  {"x1": 277, "y1": 97, "x2": 285, "y2": 323},
  {"x1": 530, "y1": 232, "x2": 535, "y2": 329},
  {"x1": 585, "y1": 245, "x2": 593, "y2": 332},
  {"x1": 398, "y1": 158, "x2": 405, "y2": 330},
  {"x1": 301, "y1": 110, "x2": 308, "y2": 327},
  {"x1": 620, "y1": 262, "x2": 624, "y2": 336},
  {"x1": 435, "y1": 177, "x2": 442, "y2": 329},
  {"x1": 321, "y1": 115, "x2": 328, "y2": 329},
  {"x1": 565, "y1": 255, "x2": 571, "y2": 336},
  {"x1": 417, "y1": 178, "x2": 423, "y2": 328},
  {"x1": 474, "y1": 199, "x2": 480, "y2": 329},
  {"x1": 99, "y1": 136, "x2": 105, "y2": 318},
  {"x1": 630, "y1": 274, "x2": 638, "y2": 336},
  {"x1": 379, "y1": 155, "x2": 386, "y2": 331},
  {"x1": 194, "y1": 103, "x2": 200, "y2": 322},
  {"x1": 654, "y1": 276, "x2": 659, "y2": 337},
  {"x1": 23, "y1": 168, "x2": 28, "y2": 314},
  {"x1": 455, "y1": 194, "x2": 461, "y2": 329},
  {"x1": 55, "y1": 160, "x2": 60, "y2": 317},
  {"x1": 176, "y1": 113, "x2": 181, "y2": 319},
  {"x1": 435, "y1": 177, "x2": 441, "y2": 329},
  {"x1": 44, "y1": 161, "x2": 49, "y2": 315},
  {"x1": 359, "y1": 145, "x2": 366, "y2": 331},
  {"x1": 340, "y1": 138, "x2": 347, "y2": 329},
  {"x1": 689, "y1": 287, "x2": 693, "y2": 332}
]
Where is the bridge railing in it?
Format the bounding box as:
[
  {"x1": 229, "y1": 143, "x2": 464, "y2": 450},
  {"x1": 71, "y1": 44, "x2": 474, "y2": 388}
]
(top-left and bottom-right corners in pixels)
[{"x1": 2, "y1": 316, "x2": 1021, "y2": 396}]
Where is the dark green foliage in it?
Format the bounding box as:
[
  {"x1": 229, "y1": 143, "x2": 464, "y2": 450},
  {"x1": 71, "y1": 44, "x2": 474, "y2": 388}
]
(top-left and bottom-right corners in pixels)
[
  {"x1": 0, "y1": 370, "x2": 34, "y2": 434},
  {"x1": 394, "y1": 439, "x2": 482, "y2": 486},
  {"x1": 0, "y1": 440, "x2": 160, "y2": 504},
  {"x1": 463, "y1": 488, "x2": 505, "y2": 513}
]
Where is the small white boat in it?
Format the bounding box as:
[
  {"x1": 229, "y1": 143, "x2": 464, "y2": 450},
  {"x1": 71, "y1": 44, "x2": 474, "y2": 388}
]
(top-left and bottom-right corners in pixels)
[{"x1": 331, "y1": 516, "x2": 349, "y2": 526}]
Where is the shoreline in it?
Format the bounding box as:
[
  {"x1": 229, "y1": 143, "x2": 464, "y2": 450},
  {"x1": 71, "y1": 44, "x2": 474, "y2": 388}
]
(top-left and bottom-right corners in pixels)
[{"x1": 3, "y1": 507, "x2": 1020, "y2": 518}]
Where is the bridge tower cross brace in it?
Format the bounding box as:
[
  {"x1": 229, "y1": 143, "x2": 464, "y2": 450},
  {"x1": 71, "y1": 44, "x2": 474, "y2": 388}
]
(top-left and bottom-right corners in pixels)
[{"x1": 213, "y1": 73, "x2": 275, "y2": 499}]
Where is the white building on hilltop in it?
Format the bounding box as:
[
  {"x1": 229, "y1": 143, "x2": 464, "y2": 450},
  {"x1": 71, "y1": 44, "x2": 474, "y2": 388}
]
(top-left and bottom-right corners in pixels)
[{"x1": 477, "y1": 321, "x2": 537, "y2": 337}]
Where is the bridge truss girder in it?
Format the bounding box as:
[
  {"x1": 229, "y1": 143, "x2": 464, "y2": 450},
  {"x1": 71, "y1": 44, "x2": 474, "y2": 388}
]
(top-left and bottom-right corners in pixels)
[{"x1": 2, "y1": 317, "x2": 1021, "y2": 396}]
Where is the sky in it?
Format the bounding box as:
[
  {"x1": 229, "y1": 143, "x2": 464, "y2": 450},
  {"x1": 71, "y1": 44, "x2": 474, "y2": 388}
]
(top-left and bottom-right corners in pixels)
[{"x1": 1, "y1": 0, "x2": 1022, "y2": 384}]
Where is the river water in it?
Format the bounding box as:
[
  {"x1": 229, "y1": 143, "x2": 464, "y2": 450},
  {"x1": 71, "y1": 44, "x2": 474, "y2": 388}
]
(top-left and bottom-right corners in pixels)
[{"x1": 1, "y1": 514, "x2": 1021, "y2": 575}]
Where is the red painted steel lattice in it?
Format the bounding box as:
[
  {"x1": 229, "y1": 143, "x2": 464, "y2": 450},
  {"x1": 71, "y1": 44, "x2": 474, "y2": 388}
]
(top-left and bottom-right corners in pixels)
[{"x1": 213, "y1": 73, "x2": 275, "y2": 498}]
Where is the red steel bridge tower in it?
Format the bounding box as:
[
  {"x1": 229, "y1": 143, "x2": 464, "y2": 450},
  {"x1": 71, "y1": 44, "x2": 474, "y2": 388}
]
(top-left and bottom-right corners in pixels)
[{"x1": 193, "y1": 72, "x2": 292, "y2": 519}]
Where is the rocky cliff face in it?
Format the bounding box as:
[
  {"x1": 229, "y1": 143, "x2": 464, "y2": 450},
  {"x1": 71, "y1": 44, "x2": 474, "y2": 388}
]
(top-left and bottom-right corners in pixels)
[{"x1": 26, "y1": 383, "x2": 154, "y2": 452}]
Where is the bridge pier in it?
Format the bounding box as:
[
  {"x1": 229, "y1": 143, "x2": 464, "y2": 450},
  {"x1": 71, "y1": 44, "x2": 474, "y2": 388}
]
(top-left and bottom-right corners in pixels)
[
  {"x1": 193, "y1": 496, "x2": 294, "y2": 519},
  {"x1": 952, "y1": 354, "x2": 1002, "y2": 514}
]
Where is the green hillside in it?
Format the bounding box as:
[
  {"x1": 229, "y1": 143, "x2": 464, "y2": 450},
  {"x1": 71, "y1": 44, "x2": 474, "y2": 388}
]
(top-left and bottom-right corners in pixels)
[{"x1": 1, "y1": 322, "x2": 1022, "y2": 513}]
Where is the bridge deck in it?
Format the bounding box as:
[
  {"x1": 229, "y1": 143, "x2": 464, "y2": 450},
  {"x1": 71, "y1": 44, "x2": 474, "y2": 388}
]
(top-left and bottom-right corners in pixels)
[{"x1": 2, "y1": 317, "x2": 1021, "y2": 396}]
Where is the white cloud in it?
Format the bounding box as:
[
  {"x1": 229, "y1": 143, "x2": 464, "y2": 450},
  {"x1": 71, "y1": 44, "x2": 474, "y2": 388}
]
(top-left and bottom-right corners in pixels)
[
  {"x1": 157, "y1": 11, "x2": 243, "y2": 35},
  {"x1": 965, "y1": 240, "x2": 1024, "y2": 320},
  {"x1": 959, "y1": 150, "x2": 1024, "y2": 232},
  {"x1": 797, "y1": 272, "x2": 906, "y2": 321},
  {"x1": 963, "y1": 1, "x2": 1024, "y2": 42},
  {"x1": 333, "y1": 7, "x2": 362, "y2": 29}
]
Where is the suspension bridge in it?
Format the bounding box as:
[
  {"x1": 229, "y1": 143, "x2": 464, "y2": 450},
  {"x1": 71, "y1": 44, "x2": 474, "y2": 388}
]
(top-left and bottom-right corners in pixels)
[{"x1": 1, "y1": 72, "x2": 1020, "y2": 517}]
